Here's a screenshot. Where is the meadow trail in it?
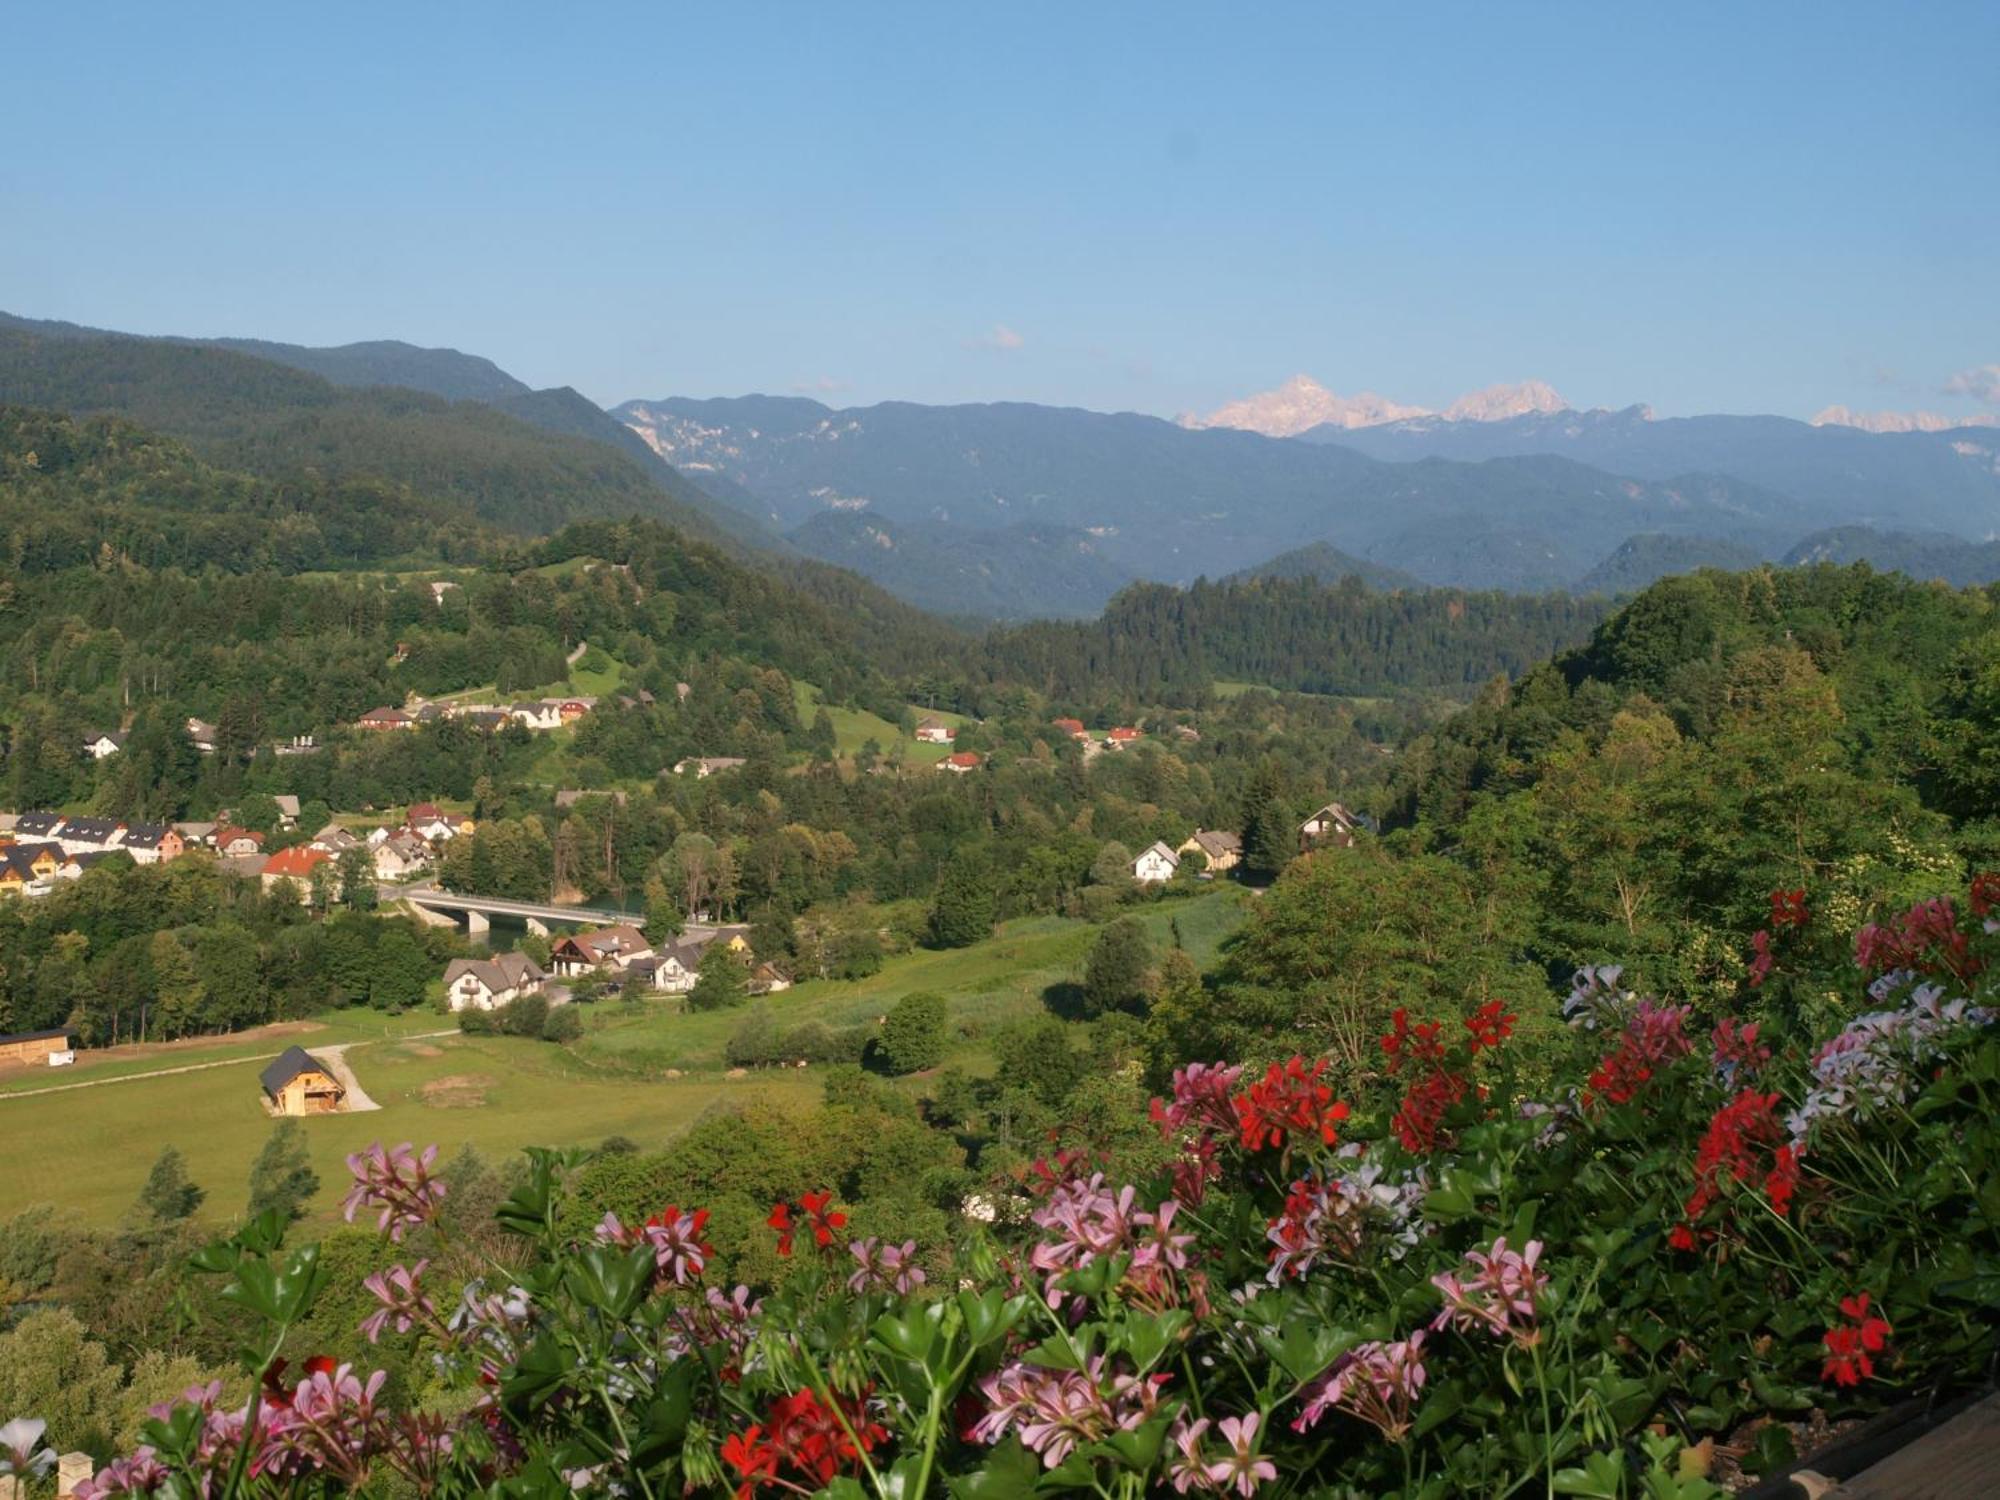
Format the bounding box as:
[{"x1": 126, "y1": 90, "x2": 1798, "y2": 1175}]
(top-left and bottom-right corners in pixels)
[{"x1": 0, "y1": 1029, "x2": 459, "y2": 1102}]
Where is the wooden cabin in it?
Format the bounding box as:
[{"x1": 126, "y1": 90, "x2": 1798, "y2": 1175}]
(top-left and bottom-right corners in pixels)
[
  {"x1": 0, "y1": 1027, "x2": 77, "y2": 1068},
  {"x1": 260, "y1": 1045, "x2": 345, "y2": 1116}
]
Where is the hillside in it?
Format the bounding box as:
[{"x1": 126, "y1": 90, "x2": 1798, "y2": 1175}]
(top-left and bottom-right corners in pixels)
[
  {"x1": 615, "y1": 394, "x2": 1811, "y2": 601},
  {"x1": 1226, "y1": 541, "x2": 1426, "y2": 591},
  {"x1": 1782, "y1": 524, "x2": 2000, "y2": 586},
  {"x1": 788, "y1": 510, "x2": 1131, "y2": 619},
  {"x1": 1574, "y1": 532, "x2": 1769, "y2": 595}
]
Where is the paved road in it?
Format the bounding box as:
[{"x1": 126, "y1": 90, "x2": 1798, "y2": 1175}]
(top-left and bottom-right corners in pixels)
[{"x1": 391, "y1": 886, "x2": 640, "y2": 927}]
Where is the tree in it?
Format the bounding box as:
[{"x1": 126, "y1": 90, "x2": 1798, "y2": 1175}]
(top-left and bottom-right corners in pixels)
[
  {"x1": 688, "y1": 942, "x2": 748, "y2": 1012},
  {"x1": 879, "y1": 991, "x2": 948, "y2": 1074},
  {"x1": 542, "y1": 1004, "x2": 583, "y2": 1043},
  {"x1": 336, "y1": 844, "x2": 377, "y2": 910},
  {"x1": 234, "y1": 792, "x2": 284, "y2": 838},
  {"x1": 1082, "y1": 917, "x2": 1156, "y2": 1019},
  {"x1": 1088, "y1": 841, "x2": 1135, "y2": 888},
  {"x1": 926, "y1": 848, "x2": 996, "y2": 949},
  {"x1": 135, "y1": 1146, "x2": 203, "y2": 1225},
  {"x1": 246, "y1": 1119, "x2": 319, "y2": 1224},
  {"x1": 1239, "y1": 759, "x2": 1294, "y2": 882}
]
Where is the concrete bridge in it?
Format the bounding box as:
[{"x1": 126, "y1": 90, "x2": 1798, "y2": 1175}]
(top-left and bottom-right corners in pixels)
[{"x1": 388, "y1": 885, "x2": 643, "y2": 939}]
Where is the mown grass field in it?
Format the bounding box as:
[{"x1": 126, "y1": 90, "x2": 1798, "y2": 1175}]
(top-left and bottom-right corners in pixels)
[
  {"x1": 0, "y1": 887, "x2": 1249, "y2": 1229},
  {"x1": 0, "y1": 1024, "x2": 817, "y2": 1229},
  {"x1": 792, "y1": 682, "x2": 972, "y2": 765},
  {"x1": 574, "y1": 886, "x2": 1250, "y2": 1076}
]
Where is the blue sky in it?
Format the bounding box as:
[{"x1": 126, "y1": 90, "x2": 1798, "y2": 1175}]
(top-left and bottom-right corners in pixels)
[{"x1": 4, "y1": 2, "x2": 1995, "y2": 421}]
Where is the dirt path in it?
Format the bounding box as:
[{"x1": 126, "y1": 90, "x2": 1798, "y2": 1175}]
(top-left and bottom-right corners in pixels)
[{"x1": 0, "y1": 1029, "x2": 458, "y2": 1103}]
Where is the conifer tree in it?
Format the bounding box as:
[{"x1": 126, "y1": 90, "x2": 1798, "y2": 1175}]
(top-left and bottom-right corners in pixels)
[{"x1": 246, "y1": 1119, "x2": 319, "y2": 1224}]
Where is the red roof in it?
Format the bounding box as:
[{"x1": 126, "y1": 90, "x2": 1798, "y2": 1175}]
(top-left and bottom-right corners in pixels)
[
  {"x1": 1052, "y1": 718, "x2": 1086, "y2": 735},
  {"x1": 945, "y1": 751, "x2": 984, "y2": 768},
  {"x1": 407, "y1": 802, "x2": 442, "y2": 822},
  {"x1": 214, "y1": 826, "x2": 263, "y2": 849},
  {"x1": 359, "y1": 706, "x2": 411, "y2": 725},
  {"x1": 1107, "y1": 727, "x2": 1142, "y2": 741},
  {"x1": 262, "y1": 846, "x2": 330, "y2": 879}
]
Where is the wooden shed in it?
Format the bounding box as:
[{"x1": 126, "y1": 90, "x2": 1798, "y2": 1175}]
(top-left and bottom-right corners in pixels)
[
  {"x1": 0, "y1": 1027, "x2": 76, "y2": 1068},
  {"x1": 260, "y1": 1045, "x2": 345, "y2": 1116}
]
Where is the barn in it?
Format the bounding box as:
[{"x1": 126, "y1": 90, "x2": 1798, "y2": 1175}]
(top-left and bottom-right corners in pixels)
[
  {"x1": 0, "y1": 1027, "x2": 77, "y2": 1068},
  {"x1": 260, "y1": 1045, "x2": 345, "y2": 1116}
]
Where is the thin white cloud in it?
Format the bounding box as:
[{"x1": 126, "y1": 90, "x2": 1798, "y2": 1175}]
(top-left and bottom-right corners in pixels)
[
  {"x1": 790, "y1": 375, "x2": 845, "y2": 395},
  {"x1": 967, "y1": 323, "x2": 1025, "y2": 352},
  {"x1": 1943, "y1": 364, "x2": 2000, "y2": 407}
]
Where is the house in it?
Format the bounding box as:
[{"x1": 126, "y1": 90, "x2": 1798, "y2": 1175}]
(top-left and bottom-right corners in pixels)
[
  {"x1": 0, "y1": 1027, "x2": 77, "y2": 1069},
  {"x1": 555, "y1": 788, "x2": 629, "y2": 809},
  {"x1": 464, "y1": 710, "x2": 510, "y2": 733},
  {"x1": 0, "y1": 842, "x2": 64, "y2": 893},
  {"x1": 673, "y1": 757, "x2": 746, "y2": 778},
  {"x1": 557, "y1": 697, "x2": 594, "y2": 724},
  {"x1": 1051, "y1": 717, "x2": 1088, "y2": 740},
  {"x1": 1174, "y1": 724, "x2": 1202, "y2": 743},
  {"x1": 12, "y1": 811, "x2": 64, "y2": 840},
  {"x1": 186, "y1": 718, "x2": 219, "y2": 754},
  {"x1": 372, "y1": 831, "x2": 431, "y2": 882},
  {"x1": 273, "y1": 795, "x2": 301, "y2": 828},
  {"x1": 442, "y1": 952, "x2": 547, "y2": 1012},
  {"x1": 1177, "y1": 828, "x2": 1243, "y2": 875},
  {"x1": 1133, "y1": 841, "x2": 1181, "y2": 884},
  {"x1": 214, "y1": 826, "x2": 265, "y2": 858},
  {"x1": 748, "y1": 962, "x2": 793, "y2": 996},
  {"x1": 682, "y1": 923, "x2": 754, "y2": 957},
  {"x1": 84, "y1": 730, "x2": 124, "y2": 760},
  {"x1": 429, "y1": 580, "x2": 459, "y2": 606},
  {"x1": 56, "y1": 817, "x2": 126, "y2": 854},
  {"x1": 174, "y1": 820, "x2": 218, "y2": 847},
  {"x1": 915, "y1": 717, "x2": 956, "y2": 745},
  {"x1": 273, "y1": 735, "x2": 320, "y2": 756},
  {"x1": 119, "y1": 822, "x2": 184, "y2": 864},
  {"x1": 509, "y1": 702, "x2": 563, "y2": 731},
  {"x1": 940, "y1": 751, "x2": 984, "y2": 774},
  {"x1": 409, "y1": 811, "x2": 470, "y2": 844},
  {"x1": 312, "y1": 824, "x2": 362, "y2": 855},
  {"x1": 549, "y1": 924, "x2": 654, "y2": 976},
  {"x1": 260, "y1": 1046, "x2": 345, "y2": 1116},
  {"x1": 1299, "y1": 802, "x2": 1361, "y2": 850},
  {"x1": 624, "y1": 938, "x2": 706, "y2": 995},
  {"x1": 1104, "y1": 727, "x2": 1143, "y2": 749},
  {"x1": 261, "y1": 845, "x2": 334, "y2": 900},
  {"x1": 413, "y1": 703, "x2": 446, "y2": 724},
  {"x1": 357, "y1": 707, "x2": 414, "y2": 731}
]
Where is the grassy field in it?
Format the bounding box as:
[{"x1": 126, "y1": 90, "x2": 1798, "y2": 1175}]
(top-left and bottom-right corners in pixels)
[
  {"x1": 0, "y1": 888, "x2": 1249, "y2": 1229},
  {"x1": 0, "y1": 1023, "x2": 817, "y2": 1229},
  {"x1": 1212, "y1": 679, "x2": 1385, "y2": 707},
  {"x1": 792, "y1": 682, "x2": 972, "y2": 765},
  {"x1": 575, "y1": 886, "x2": 1250, "y2": 1076}
]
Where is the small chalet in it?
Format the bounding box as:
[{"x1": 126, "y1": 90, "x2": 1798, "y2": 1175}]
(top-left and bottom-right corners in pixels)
[
  {"x1": 1104, "y1": 727, "x2": 1143, "y2": 749},
  {"x1": 186, "y1": 718, "x2": 219, "y2": 754},
  {"x1": 84, "y1": 730, "x2": 125, "y2": 760},
  {"x1": 443, "y1": 952, "x2": 547, "y2": 1012},
  {"x1": 262, "y1": 845, "x2": 333, "y2": 898},
  {"x1": 214, "y1": 826, "x2": 265, "y2": 859},
  {"x1": 357, "y1": 707, "x2": 414, "y2": 731},
  {"x1": 1177, "y1": 828, "x2": 1243, "y2": 875},
  {"x1": 261, "y1": 1046, "x2": 345, "y2": 1116},
  {"x1": 629, "y1": 939, "x2": 703, "y2": 995},
  {"x1": 673, "y1": 756, "x2": 747, "y2": 778},
  {"x1": 1051, "y1": 717, "x2": 1088, "y2": 740},
  {"x1": 1133, "y1": 841, "x2": 1181, "y2": 884},
  {"x1": 748, "y1": 962, "x2": 794, "y2": 996},
  {"x1": 509, "y1": 702, "x2": 563, "y2": 731},
  {"x1": 550, "y1": 924, "x2": 654, "y2": 977},
  {"x1": 940, "y1": 751, "x2": 984, "y2": 774},
  {"x1": 0, "y1": 1027, "x2": 77, "y2": 1068},
  {"x1": 1299, "y1": 802, "x2": 1361, "y2": 850},
  {"x1": 0, "y1": 842, "x2": 62, "y2": 893},
  {"x1": 273, "y1": 795, "x2": 301, "y2": 828},
  {"x1": 914, "y1": 717, "x2": 956, "y2": 745}
]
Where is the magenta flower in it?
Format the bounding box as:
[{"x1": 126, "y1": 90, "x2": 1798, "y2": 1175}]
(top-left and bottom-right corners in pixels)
[
  {"x1": 359, "y1": 1259, "x2": 436, "y2": 1343},
  {"x1": 1029, "y1": 1174, "x2": 1191, "y2": 1304},
  {"x1": 848, "y1": 1237, "x2": 927, "y2": 1295},
  {"x1": 264, "y1": 1364, "x2": 389, "y2": 1484},
  {"x1": 71, "y1": 1448, "x2": 168, "y2": 1499},
  {"x1": 971, "y1": 1357, "x2": 1169, "y2": 1469},
  {"x1": 1295, "y1": 1332, "x2": 1428, "y2": 1442},
  {"x1": 341, "y1": 1142, "x2": 447, "y2": 1242},
  {"x1": 1431, "y1": 1236, "x2": 1548, "y2": 1346},
  {"x1": 1167, "y1": 1416, "x2": 1213, "y2": 1494}
]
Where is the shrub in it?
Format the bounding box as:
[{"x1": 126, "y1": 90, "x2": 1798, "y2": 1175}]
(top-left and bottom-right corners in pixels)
[
  {"x1": 878, "y1": 990, "x2": 949, "y2": 1074},
  {"x1": 541, "y1": 1004, "x2": 583, "y2": 1044}
]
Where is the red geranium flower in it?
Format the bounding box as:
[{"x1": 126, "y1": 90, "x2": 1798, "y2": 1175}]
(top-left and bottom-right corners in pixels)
[
  {"x1": 1770, "y1": 888, "x2": 1809, "y2": 928},
  {"x1": 767, "y1": 1201, "x2": 795, "y2": 1257},
  {"x1": 1821, "y1": 1293, "x2": 1892, "y2": 1387},
  {"x1": 1231, "y1": 1056, "x2": 1349, "y2": 1152},
  {"x1": 1463, "y1": 1000, "x2": 1517, "y2": 1052}
]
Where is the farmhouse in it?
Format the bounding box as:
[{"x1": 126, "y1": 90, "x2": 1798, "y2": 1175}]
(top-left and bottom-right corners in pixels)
[
  {"x1": 673, "y1": 756, "x2": 747, "y2": 778},
  {"x1": 1104, "y1": 727, "x2": 1143, "y2": 749},
  {"x1": 0, "y1": 1027, "x2": 76, "y2": 1068},
  {"x1": 1177, "y1": 828, "x2": 1243, "y2": 874},
  {"x1": 748, "y1": 961, "x2": 794, "y2": 995},
  {"x1": 442, "y1": 951, "x2": 547, "y2": 1011},
  {"x1": 185, "y1": 717, "x2": 219, "y2": 754},
  {"x1": 261, "y1": 844, "x2": 333, "y2": 899},
  {"x1": 312, "y1": 824, "x2": 362, "y2": 855},
  {"x1": 940, "y1": 751, "x2": 984, "y2": 774},
  {"x1": 1133, "y1": 840, "x2": 1181, "y2": 883},
  {"x1": 1299, "y1": 802, "x2": 1361, "y2": 850},
  {"x1": 549, "y1": 924, "x2": 654, "y2": 976},
  {"x1": 372, "y1": 831, "x2": 431, "y2": 881},
  {"x1": 84, "y1": 730, "x2": 125, "y2": 760},
  {"x1": 357, "y1": 706, "x2": 415, "y2": 731},
  {"x1": 214, "y1": 826, "x2": 265, "y2": 858},
  {"x1": 260, "y1": 1046, "x2": 345, "y2": 1115},
  {"x1": 627, "y1": 940, "x2": 703, "y2": 995},
  {"x1": 914, "y1": 716, "x2": 956, "y2": 744},
  {"x1": 1051, "y1": 717, "x2": 1088, "y2": 740}
]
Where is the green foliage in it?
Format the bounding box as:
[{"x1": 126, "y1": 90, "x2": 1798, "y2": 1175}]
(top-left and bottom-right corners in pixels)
[
  {"x1": 541, "y1": 1003, "x2": 583, "y2": 1044},
  {"x1": 134, "y1": 1146, "x2": 203, "y2": 1226},
  {"x1": 687, "y1": 943, "x2": 748, "y2": 1012},
  {"x1": 1080, "y1": 917, "x2": 1154, "y2": 1018},
  {"x1": 878, "y1": 990, "x2": 948, "y2": 1074},
  {"x1": 245, "y1": 1119, "x2": 319, "y2": 1225},
  {"x1": 926, "y1": 847, "x2": 996, "y2": 949}
]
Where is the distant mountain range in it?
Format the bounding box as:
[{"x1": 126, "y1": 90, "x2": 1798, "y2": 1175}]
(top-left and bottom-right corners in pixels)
[{"x1": 7, "y1": 307, "x2": 1997, "y2": 620}]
